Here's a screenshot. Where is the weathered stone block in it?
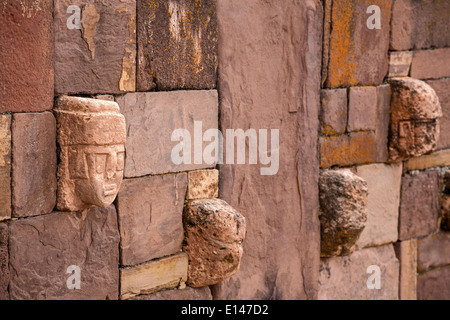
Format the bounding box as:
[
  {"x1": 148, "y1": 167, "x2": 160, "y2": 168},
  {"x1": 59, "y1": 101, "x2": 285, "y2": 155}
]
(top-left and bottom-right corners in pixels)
[
  {"x1": 9, "y1": 206, "x2": 120, "y2": 300},
  {"x1": 55, "y1": 96, "x2": 127, "y2": 212},
  {"x1": 442, "y1": 171, "x2": 450, "y2": 231},
  {"x1": 183, "y1": 199, "x2": 246, "y2": 287},
  {"x1": 388, "y1": 77, "x2": 442, "y2": 162},
  {"x1": 54, "y1": 0, "x2": 136, "y2": 94},
  {"x1": 320, "y1": 131, "x2": 378, "y2": 169},
  {"x1": 0, "y1": 223, "x2": 9, "y2": 300},
  {"x1": 0, "y1": 115, "x2": 11, "y2": 221},
  {"x1": 0, "y1": 0, "x2": 54, "y2": 112},
  {"x1": 418, "y1": 232, "x2": 450, "y2": 272},
  {"x1": 320, "y1": 88, "x2": 348, "y2": 135},
  {"x1": 374, "y1": 84, "x2": 390, "y2": 162},
  {"x1": 394, "y1": 239, "x2": 417, "y2": 300},
  {"x1": 319, "y1": 170, "x2": 368, "y2": 257},
  {"x1": 324, "y1": 0, "x2": 392, "y2": 88},
  {"x1": 399, "y1": 171, "x2": 441, "y2": 240},
  {"x1": 319, "y1": 244, "x2": 399, "y2": 300},
  {"x1": 136, "y1": 0, "x2": 218, "y2": 91},
  {"x1": 417, "y1": 265, "x2": 450, "y2": 300},
  {"x1": 12, "y1": 113, "x2": 57, "y2": 218},
  {"x1": 117, "y1": 173, "x2": 187, "y2": 266},
  {"x1": 117, "y1": 90, "x2": 218, "y2": 177},
  {"x1": 120, "y1": 253, "x2": 188, "y2": 300},
  {"x1": 356, "y1": 163, "x2": 402, "y2": 249},
  {"x1": 410, "y1": 48, "x2": 450, "y2": 80},
  {"x1": 187, "y1": 169, "x2": 219, "y2": 200},
  {"x1": 388, "y1": 51, "x2": 413, "y2": 78},
  {"x1": 426, "y1": 78, "x2": 450, "y2": 150},
  {"x1": 130, "y1": 286, "x2": 213, "y2": 300},
  {"x1": 348, "y1": 86, "x2": 378, "y2": 132}
]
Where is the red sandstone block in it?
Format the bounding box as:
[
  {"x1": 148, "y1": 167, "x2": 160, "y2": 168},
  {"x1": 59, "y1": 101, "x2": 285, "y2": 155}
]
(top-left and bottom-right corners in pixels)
[
  {"x1": 0, "y1": 223, "x2": 9, "y2": 300},
  {"x1": 320, "y1": 88, "x2": 348, "y2": 135},
  {"x1": 417, "y1": 265, "x2": 450, "y2": 300},
  {"x1": 426, "y1": 78, "x2": 450, "y2": 150},
  {"x1": 347, "y1": 86, "x2": 378, "y2": 132},
  {"x1": 417, "y1": 232, "x2": 450, "y2": 272},
  {"x1": 410, "y1": 48, "x2": 450, "y2": 80}
]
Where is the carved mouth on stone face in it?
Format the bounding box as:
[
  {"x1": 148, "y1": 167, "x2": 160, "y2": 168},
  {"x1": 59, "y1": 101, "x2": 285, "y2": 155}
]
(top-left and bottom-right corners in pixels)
[{"x1": 103, "y1": 184, "x2": 117, "y2": 196}]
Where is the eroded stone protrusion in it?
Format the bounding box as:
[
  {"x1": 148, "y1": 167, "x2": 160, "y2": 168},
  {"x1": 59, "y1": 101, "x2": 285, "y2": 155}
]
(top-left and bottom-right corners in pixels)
[
  {"x1": 183, "y1": 199, "x2": 246, "y2": 287},
  {"x1": 55, "y1": 96, "x2": 127, "y2": 212},
  {"x1": 319, "y1": 170, "x2": 368, "y2": 257},
  {"x1": 388, "y1": 77, "x2": 442, "y2": 162}
]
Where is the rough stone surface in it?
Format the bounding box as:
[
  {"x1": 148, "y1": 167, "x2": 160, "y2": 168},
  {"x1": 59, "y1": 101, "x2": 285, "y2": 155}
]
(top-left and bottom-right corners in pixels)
[
  {"x1": 375, "y1": 84, "x2": 391, "y2": 162},
  {"x1": 356, "y1": 163, "x2": 402, "y2": 249},
  {"x1": 54, "y1": 0, "x2": 136, "y2": 94},
  {"x1": 320, "y1": 131, "x2": 378, "y2": 169},
  {"x1": 410, "y1": 48, "x2": 450, "y2": 80},
  {"x1": 404, "y1": 149, "x2": 450, "y2": 171},
  {"x1": 418, "y1": 232, "x2": 450, "y2": 272},
  {"x1": 442, "y1": 171, "x2": 450, "y2": 231},
  {"x1": 324, "y1": 0, "x2": 392, "y2": 88},
  {"x1": 394, "y1": 239, "x2": 417, "y2": 300},
  {"x1": 388, "y1": 51, "x2": 413, "y2": 78},
  {"x1": 117, "y1": 173, "x2": 188, "y2": 266},
  {"x1": 319, "y1": 170, "x2": 368, "y2": 257},
  {"x1": 9, "y1": 206, "x2": 120, "y2": 300},
  {"x1": 399, "y1": 171, "x2": 441, "y2": 240},
  {"x1": 390, "y1": 0, "x2": 450, "y2": 51},
  {"x1": 137, "y1": 0, "x2": 218, "y2": 91},
  {"x1": 0, "y1": 223, "x2": 9, "y2": 300},
  {"x1": 319, "y1": 244, "x2": 400, "y2": 300},
  {"x1": 120, "y1": 253, "x2": 188, "y2": 300},
  {"x1": 426, "y1": 79, "x2": 450, "y2": 150},
  {"x1": 0, "y1": 115, "x2": 11, "y2": 221},
  {"x1": 12, "y1": 113, "x2": 57, "y2": 218},
  {"x1": 187, "y1": 169, "x2": 219, "y2": 200},
  {"x1": 117, "y1": 90, "x2": 218, "y2": 177},
  {"x1": 131, "y1": 286, "x2": 213, "y2": 300},
  {"x1": 388, "y1": 77, "x2": 442, "y2": 162},
  {"x1": 183, "y1": 199, "x2": 246, "y2": 287},
  {"x1": 213, "y1": 0, "x2": 322, "y2": 300},
  {"x1": 320, "y1": 88, "x2": 348, "y2": 135},
  {"x1": 55, "y1": 96, "x2": 127, "y2": 212},
  {"x1": 347, "y1": 86, "x2": 378, "y2": 132},
  {"x1": 0, "y1": 0, "x2": 54, "y2": 112},
  {"x1": 417, "y1": 265, "x2": 450, "y2": 300}
]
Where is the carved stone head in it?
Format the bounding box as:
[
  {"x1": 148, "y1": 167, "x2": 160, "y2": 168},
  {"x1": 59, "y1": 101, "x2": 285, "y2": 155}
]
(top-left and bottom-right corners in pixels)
[{"x1": 55, "y1": 96, "x2": 127, "y2": 211}]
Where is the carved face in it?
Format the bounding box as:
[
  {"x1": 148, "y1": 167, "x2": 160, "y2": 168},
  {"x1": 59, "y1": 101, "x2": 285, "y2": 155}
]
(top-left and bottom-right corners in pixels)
[{"x1": 69, "y1": 145, "x2": 125, "y2": 208}]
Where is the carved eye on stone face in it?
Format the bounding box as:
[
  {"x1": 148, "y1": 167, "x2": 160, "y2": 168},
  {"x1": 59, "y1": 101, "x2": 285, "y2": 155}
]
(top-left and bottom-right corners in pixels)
[{"x1": 117, "y1": 152, "x2": 125, "y2": 171}]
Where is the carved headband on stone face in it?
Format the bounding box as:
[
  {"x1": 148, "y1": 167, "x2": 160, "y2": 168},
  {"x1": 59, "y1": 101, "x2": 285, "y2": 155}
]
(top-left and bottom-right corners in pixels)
[{"x1": 55, "y1": 96, "x2": 127, "y2": 212}]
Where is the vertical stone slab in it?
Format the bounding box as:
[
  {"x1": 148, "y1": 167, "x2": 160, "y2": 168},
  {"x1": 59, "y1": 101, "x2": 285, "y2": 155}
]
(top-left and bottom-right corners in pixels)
[
  {"x1": 117, "y1": 173, "x2": 188, "y2": 266},
  {"x1": 9, "y1": 206, "x2": 120, "y2": 300},
  {"x1": 426, "y1": 79, "x2": 450, "y2": 150},
  {"x1": 0, "y1": 223, "x2": 9, "y2": 300},
  {"x1": 394, "y1": 239, "x2": 417, "y2": 300},
  {"x1": 0, "y1": 0, "x2": 54, "y2": 113},
  {"x1": 136, "y1": 0, "x2": 218, "y2": 91},
  {"x1": 213, "y1": 0, "x2": 322, "y2": 299},
  {"x1": 320, "y1": 88, "x2": 348, "y2": 135},
  {"x1": 0, "y1": 115, "x2": 11, "y2": 221},
  {"x1": 347, "y1": 86, "x2": 378, "y2": 132},
  {"x1": 12, "y1": 113, "x2": 57, "y2": 218},
  {"x1": 54, "y1": 0, "x2": 136, "y2": 94}
]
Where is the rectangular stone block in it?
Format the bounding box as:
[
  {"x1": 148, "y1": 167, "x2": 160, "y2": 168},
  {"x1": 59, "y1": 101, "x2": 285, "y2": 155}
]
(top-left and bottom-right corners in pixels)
[
  {"x1": 418, "y1": 232, "x2": 450, "y2": 272},
  {"x1": 130, "y1": 286, "x2": 212, "y2": 300},
  {"x1": 404, "y1": 149, "x2": 450, "y2": 171},
  {"x1": 9, "y1": 206, "x2": 120, "y2": 300},
  {"x1": 348, "y1": 86, "x2": 378, "y2": 132},
  {"x1": 54, "y1": 0, "x2": 136, "y2": 94},
  {"x1": 324, "y1": 0, "x2": 392, "y2": 88},
  {"x1": 410, "y1": 48, "x2": 450, "y2": 80},
  {"x1": 187, "y1": 169, "x2": 219, "y2": 200},
  {"x1": 137, "y1": 0, "x2": 218, "y2": 91},
  {"x1": 399, "y1": 171, "x2": 441, "y2": 240},
  {"x1": 356, "y1": 163, "x2": 402, "y2": 249},
  {"x1": 0, "y1": 223, "x2": 9, "y2": 300},
  {"x1": 12, "y1": 113, "x2": 57, "y2": 218},
  {"x1": 417, "y1": 265, "x2": 450, "y2": 300},
  {"x1": 117, "y1": 90, "x2": 218, "y2": 177},
  {"x1": 320, "y1": 131, "x2": 378, "y2": 169},
  {"x1": 120, "y1": 253, "x2": 188, "y2": 300},
  {"x1": 117, "y1": 173, "x2": 188, "y2": 266},
  {"x1": 320, "y1": 88, "x2": 348, "y2": 135},
  {"x1": 0, "y1": 0, "x2": 54, "y2": 112},
  {"x1": 390, "y1": 0, "x2": 450, "y2": 51},
  {"x1": 319, "y1": 244, "x2": 399, "y2": 300},
  {"x1": 0, "y1": 115, "x2": 11, "y2": 221},
  {"x1": 388, "y1": 51, "x2": 413, "y2": 77},
  {"x1": 374, "y1": 84, "x2": 390, "y2": 162},
  {"x1": 426, "y1": 78, "x2": 450, "y2": 150},
  {"x1": 394, "y1": 239, "x2": 417, "y2": 300}
]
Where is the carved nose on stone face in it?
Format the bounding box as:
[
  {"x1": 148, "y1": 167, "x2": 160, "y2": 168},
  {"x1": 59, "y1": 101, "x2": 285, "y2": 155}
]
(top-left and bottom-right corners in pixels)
[{"x1": 105, "y1": 153, "x2": 117, "y2": 179}]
